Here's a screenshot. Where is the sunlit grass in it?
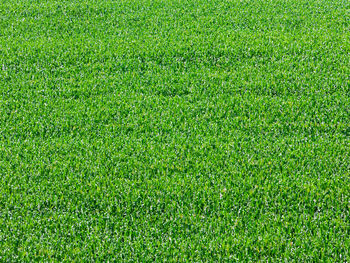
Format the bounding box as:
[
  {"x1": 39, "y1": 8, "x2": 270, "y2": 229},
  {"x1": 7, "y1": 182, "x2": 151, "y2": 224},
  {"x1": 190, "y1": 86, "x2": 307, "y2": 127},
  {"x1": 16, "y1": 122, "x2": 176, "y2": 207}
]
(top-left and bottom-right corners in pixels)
[{"x1": 0, "y1": 0, "x2": 349, "y2": 261}]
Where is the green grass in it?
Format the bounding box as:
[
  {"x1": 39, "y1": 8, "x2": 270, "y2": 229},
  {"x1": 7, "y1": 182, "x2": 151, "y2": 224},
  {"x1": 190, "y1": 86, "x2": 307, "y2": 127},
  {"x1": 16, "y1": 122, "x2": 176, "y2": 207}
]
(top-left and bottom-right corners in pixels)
[{"x1": 0, "y1": 0, "x2": 349, "y2": 261}]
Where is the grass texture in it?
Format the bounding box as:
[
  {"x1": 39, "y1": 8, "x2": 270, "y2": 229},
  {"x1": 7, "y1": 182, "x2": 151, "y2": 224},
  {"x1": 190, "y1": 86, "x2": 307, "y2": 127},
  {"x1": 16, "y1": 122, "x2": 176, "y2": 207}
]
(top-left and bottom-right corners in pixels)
[{"x1": 0, "y1": 0, "x2": 349, "y2": 261}]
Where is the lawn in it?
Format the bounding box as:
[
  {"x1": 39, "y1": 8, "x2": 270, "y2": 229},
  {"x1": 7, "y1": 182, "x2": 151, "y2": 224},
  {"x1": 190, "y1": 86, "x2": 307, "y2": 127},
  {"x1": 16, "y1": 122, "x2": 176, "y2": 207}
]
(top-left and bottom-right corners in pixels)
[{"x1": 0, "y1": 0, "x2": 349, "y2": 261}]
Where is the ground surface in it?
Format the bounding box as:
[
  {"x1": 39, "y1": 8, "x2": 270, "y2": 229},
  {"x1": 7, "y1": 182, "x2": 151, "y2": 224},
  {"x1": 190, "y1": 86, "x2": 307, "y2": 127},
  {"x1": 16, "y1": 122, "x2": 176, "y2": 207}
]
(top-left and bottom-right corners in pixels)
[{"x1": 0, "y1": 0, "x2": 349, "y2": 261}]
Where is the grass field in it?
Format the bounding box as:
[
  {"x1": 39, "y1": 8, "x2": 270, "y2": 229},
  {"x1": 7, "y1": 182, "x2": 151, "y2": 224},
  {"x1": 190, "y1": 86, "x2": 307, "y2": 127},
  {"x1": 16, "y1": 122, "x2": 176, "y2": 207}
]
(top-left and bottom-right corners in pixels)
[{"x1": 0, "y1": 0, "x2": 349, "y2": 261}]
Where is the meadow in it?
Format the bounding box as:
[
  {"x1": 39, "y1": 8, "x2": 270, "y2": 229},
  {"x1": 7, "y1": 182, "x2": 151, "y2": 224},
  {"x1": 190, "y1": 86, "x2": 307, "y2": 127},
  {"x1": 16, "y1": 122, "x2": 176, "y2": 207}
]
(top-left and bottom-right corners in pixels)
[{"x1": 0, "y1": 0, "x2": 349, "y2": 261}]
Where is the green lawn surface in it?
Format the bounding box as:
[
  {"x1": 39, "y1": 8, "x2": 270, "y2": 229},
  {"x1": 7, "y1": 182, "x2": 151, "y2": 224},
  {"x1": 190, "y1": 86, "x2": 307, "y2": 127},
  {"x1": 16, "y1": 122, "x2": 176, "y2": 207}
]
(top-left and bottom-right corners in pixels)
[{"x1": 0, "y1": 0, "x2": 349, "y2": 261}]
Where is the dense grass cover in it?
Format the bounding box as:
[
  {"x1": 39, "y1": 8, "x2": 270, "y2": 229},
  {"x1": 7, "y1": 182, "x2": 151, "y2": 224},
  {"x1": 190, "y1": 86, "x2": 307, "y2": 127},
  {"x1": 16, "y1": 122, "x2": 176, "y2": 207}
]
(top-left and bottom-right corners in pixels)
[{"x1": 0, "y1": 0, "x2": 349, "y2": 261}]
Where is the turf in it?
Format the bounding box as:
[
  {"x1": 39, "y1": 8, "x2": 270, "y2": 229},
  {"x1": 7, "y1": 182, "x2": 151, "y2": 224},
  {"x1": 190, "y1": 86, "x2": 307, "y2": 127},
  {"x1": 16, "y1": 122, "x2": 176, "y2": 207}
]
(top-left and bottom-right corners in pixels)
[{"x1": 0, "y1": 0, "x2": 349, "y2": 261}]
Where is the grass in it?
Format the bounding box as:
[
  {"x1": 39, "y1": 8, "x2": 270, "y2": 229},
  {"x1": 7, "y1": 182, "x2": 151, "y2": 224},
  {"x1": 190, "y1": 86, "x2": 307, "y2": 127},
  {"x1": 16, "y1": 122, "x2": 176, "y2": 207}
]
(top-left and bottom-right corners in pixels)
[{"x1": 0, "y1": 0, "x2": 349, "y2": 261}]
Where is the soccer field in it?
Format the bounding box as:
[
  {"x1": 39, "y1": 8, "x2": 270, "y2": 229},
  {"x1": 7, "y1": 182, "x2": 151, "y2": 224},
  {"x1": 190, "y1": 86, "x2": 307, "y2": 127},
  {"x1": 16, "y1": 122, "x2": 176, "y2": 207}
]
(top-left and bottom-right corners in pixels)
[{"x1": 0, "y1": 0, "x2": 349, "y2": 261}]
